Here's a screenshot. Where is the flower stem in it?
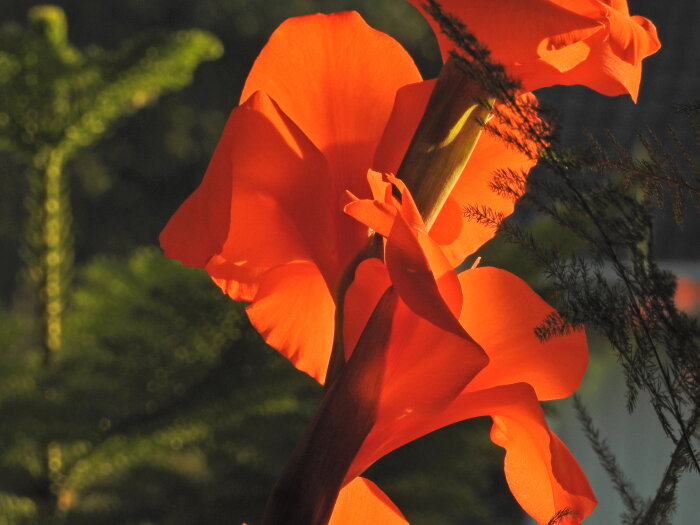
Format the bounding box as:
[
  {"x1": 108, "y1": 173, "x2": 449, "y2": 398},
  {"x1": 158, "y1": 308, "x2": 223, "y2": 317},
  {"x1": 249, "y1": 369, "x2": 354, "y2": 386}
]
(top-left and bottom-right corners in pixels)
[
  {"x1": 261, "y1": 289, "x2": 397, "y2": 525},
  {"x1": 397, "y1": 55, "x2": 494, "y2": 229}
]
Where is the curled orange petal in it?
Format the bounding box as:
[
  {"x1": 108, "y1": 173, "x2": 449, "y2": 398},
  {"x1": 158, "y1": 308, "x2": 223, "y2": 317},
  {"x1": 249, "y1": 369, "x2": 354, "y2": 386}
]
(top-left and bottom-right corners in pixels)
[
  {"x1": 344, "y1": 171, "x2": 398, "y2": 239},
  {"x1": 484, "y1": 384, "x2": 597, "y2": 524},
  {"x1": 346, "y1": 174, "x2": 467, "y2": 335},
  {"x1": 405, "y1": 0, "x2": 660, "y2": 99},
  {"x1": 385, "y1": 194, "x2": 465, "y2": 335}
]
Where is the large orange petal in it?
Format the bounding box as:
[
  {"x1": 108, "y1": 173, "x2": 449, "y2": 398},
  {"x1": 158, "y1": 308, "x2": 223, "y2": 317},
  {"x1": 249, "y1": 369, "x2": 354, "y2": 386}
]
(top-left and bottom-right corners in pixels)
[
  {"x1": 241, "y1": 11, "x2": 422, "y2": 204},
  {"x1": 459, "y1": 267, "x2": 589, "y2": 400},
  {"x1": 338, "y1": 263, "x2": 593, "y2": 522},
  {"x1": 218, "y1": 92, "x2": 345, "y2": 286},
  {"x1": 246, "y1": 261, "x2": 335, "y2": 383},
  {"x1": 162, "y1": 92, "x2": 344, "y2": 381},
  {"x1": 351, "y1": 382, "x2": 595, "y2": 524},
  {"x1": 474, "y1": 384, "x2": 597, "y2": 524},
  {"x1": 329, "y1": 478, "x2": 408, "y2": 525},
  {"x1": 161, "y1": 91, "x2": 335, "y2": 294},
  {"x1": 373, "y1": 80, "x2": 537, "y2": 266}
]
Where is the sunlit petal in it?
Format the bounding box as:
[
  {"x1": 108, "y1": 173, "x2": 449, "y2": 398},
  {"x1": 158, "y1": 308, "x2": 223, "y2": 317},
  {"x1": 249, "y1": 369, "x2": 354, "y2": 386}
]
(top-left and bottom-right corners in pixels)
[
  {"x1": 329, "y1": 478, "x2": 408, "y2": 525},
  {"x1": 460, "y1": 267, "x2": 589, "y2": 400},
  {"x1": 242, "y1": 11, "x2": 422, "y2": 201}
]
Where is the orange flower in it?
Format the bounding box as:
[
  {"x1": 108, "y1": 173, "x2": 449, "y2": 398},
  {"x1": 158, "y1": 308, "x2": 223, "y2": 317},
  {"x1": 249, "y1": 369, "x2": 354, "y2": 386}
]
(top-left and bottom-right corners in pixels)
[
  {"x1": 338, "y1": 175, "x2": 596, "y2": 523},
  {"x1": 161, "y1": 12, "x2": 596, "y2": 523},
  {"x1": 159, "y1": 12, "x2": 535, "y2": 382},
  {"x1": 262, "y1": 175, "x2": 595, "y2": 524},
  {"x1": 406, "y1": 0, "x2": 660, "y2": 100}
]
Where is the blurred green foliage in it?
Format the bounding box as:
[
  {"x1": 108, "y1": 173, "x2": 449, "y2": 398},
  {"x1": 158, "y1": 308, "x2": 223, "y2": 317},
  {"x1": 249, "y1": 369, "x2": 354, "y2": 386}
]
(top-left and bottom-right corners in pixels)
[
  {"x1": 0, "y1": 5, "x2": 222, "y2": 159},
  {"x1": 0, "y1": 247, "x2": 321, "y2": 523},
  {"x1": 0, "y1": 2, "x2": 524, "y2": 523}
]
